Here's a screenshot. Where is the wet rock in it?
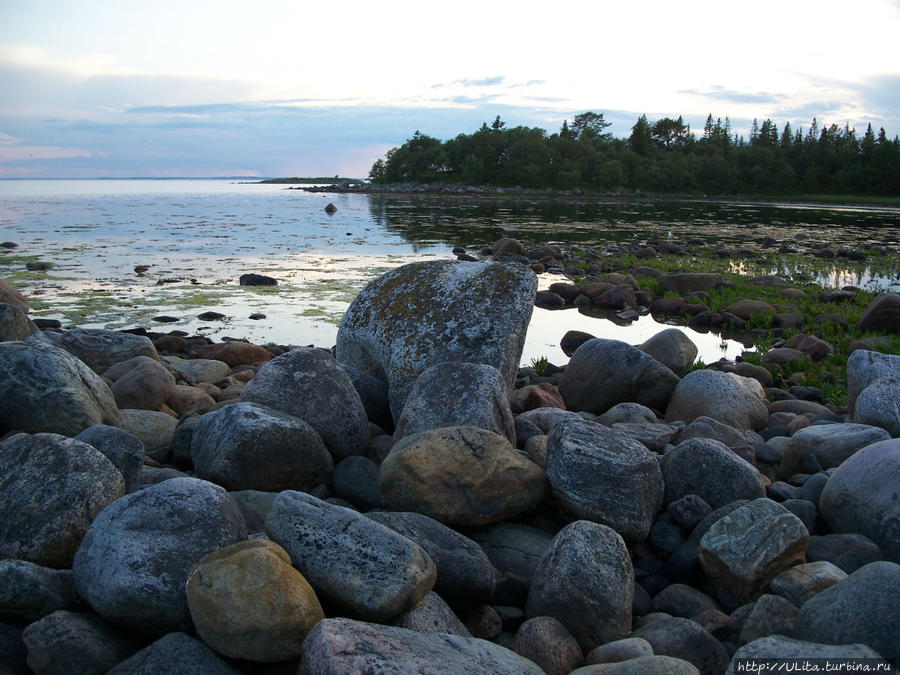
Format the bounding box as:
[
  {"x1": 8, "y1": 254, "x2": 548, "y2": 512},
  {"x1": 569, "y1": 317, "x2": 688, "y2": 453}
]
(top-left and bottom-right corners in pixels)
[
  {"x1": 0, "y1": 560, "x2": 76, "y2": 624},
  {"x1": 191, "y1": 401, "x2": 333, "y2": 492},
  {"x1": 22, "y1": 610, "x2": 140, "y2": 675},
  {"x1": 335, "y1": 260, "x2": 536, "y2": 421},
  {"x1": 698, "y1": 498, "x2": 809, "y2": 603},
  {"x1": 367, "y1": 511, "x2": 495, "y2": 609},
  {"x1": 546, "y1": 417, "x2": 663, "y2": 541},
  {"x1": 511, "y1": 616, "x2": 583, "y2": 675},
  {"x1": 391, "y1": 591, "x2": 470, "y2": 636},
  {"x1": 379, "y1": 426, "x2": 547, "y2": 527},
  {"x1": 56, "y1": 328, "x2": 158, "y2": 373},
  {"x1": 74, "y1": 425, "x2": 144, "y2": 493},
  {"x1": 394, "y1": 361, "x2": 515, "y2": 444},
  {"x1": 633, "y1": 615, "x2": 729, "y2": 675},
  {"x1": 638, "y1": 328, "x2": 698, "y2": 377},
  {"x1": 198, "y1": 311, "x2": 226, "y2": 321},
  {"x1": 661, "y1": 438, "x2": 765, "y2": 508},
  {"x1": 819, "y1": 438, "x2": 900, "y2": 563},
  {"x1": 238, "y1": 273, "x2": 277, "y2": 286},
  {"x1": 769, "y1": 561, "x2": 847, "y2": 606},
  {"x1": 0, "y1": 433, "x2": 124, "y2": 568},
  {"x1": 0, "y1": 341, "x2": 120, "y2": 436},
  {"x1": 186, "y1": 539, "x2": 323, "y2": 662},
  {"x1": 0, "y1": 303, "x2": 38, "y2": 341},
  {"x1": 858, "y1": 292, "x2": 900, "y2": 333},
  {"x1": 794, "y1": 561, "x2": 900, "y2": 658},
  {"x1": 299, "y1": 617, "x2": 544, "y2": 674},
  {"x1": 526, "y1": 520, "x2": 633, "y2": 651},
  {"x1": 240, "y1": 346, "x2": 369, "y2": 461},
  {"x1": 106, "y1": 632, "x2": 242, "y2": 675},
  {"x1": 559, "y1": 338, "x2": 680, "y2": 415},
  {"x1": 72, "y1": 477, "x2": 247, "y2": 634},
  {"x1": 665, "y1": 369, "x2": 768, "y2": 430},
  {"x1": 265, "y1": 491, "x2": 435, "y2": 622}
]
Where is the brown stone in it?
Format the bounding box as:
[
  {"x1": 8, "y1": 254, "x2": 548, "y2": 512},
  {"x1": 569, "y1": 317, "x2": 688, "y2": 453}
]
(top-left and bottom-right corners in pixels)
[
  {"x1": 524, "y1": 383, "x2": 566, "y2": 411},
  {"x1": 193, "y1": 341, "x2": 272, "y2": 367}
]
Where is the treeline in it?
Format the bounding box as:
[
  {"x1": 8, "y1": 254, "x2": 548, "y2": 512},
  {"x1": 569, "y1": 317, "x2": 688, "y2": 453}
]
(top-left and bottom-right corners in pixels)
[{"x1": 368, "y1": 112, "x2": 900, "y2": 195}]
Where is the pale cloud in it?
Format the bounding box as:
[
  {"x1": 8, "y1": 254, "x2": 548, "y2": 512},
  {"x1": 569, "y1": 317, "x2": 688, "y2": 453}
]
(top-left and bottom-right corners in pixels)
[{"x1": 0, "y1": 144, "x2": 92, "y2": 161}]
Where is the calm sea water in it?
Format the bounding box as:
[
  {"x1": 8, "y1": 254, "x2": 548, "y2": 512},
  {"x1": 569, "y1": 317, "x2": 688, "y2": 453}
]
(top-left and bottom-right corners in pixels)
[{"x1": 2, "y1": 179, "x2": 898, "y2": 366}]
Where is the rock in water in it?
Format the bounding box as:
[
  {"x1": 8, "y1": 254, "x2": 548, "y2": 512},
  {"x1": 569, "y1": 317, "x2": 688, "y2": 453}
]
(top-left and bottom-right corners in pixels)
[
  {"x1": 299, "y1": 617, "x2": 544, "y2": 675},
  {"x1": 72, "y1": 477, "x2": 247, "y2": 634},
  {"x1": 0, "y1": 340, "x2": 120, "y2": 436},
  {"x1": 240, "y1": 347, "x2": 369, "y2": 461},
  {"x1": 335, "y1": 260, "x2": 536, "y2": 421},
  {"x1": 265, "y1": 491, "x2": 436, "y2": 622}
]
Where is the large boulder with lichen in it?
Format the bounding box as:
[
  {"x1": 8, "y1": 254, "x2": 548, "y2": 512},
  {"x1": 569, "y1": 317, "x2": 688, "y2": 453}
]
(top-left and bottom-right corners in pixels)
[{"x1": 335, "y1": 261, "x2": 536, "y2": 421}]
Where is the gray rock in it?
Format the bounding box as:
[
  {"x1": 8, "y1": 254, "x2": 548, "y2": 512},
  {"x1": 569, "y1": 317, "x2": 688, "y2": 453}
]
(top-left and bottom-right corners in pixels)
[
  {"x1": 0, "y1": 341, "x2": 120, "y2": 436},
  {"x1": 698, "y1": 498, "x2": 809, "y2": 603},
  {"x1": 367, "y1": 511, "x2": 495, "y2": 609},
  {"x1": 228, "y1": 489, "x2": 278, "y2": 533},
  {"x1": 0, "y1": 303, "x2": 38, "y2": 342},
  {"x1": 665, "y1": 369, "x2": 768, "y2": 430},
  {"x1": 854, "y1": 378, "x2": 900, "y2": 436},
  {"x1": 0, "y1": 560, "x2": 76, "y2": 624},
  {"x1": 792, "y1": 423, "x2": 891, "y2": 469},
  {"x1": 265, "y1": 491, "x2": 435, "y2": 622},
  {"x1": 738, "y1": 594, "x2": 798, "y2": 645},
  {"x1": 72, "y1": 477, "x2": 247, "y2": 634},
  {"x1": 240, "y1": 346, "x2": 369, "y2": 461},
  {"x1": 57, "y1": 327, "x2": 159, "y2": 373},
  {"x1": 847, "y1": 349, "x2": 900, "y2": 413},
  {"x1": 667, "y1": 494, "x2": 712, "y2": 531},
  {"x1": 573, "y1": 655, "x2": 701, "y2": 674},
  {"x1": 161, "y1": 355, "x2": 231, "y2": 384},
  {"x1": 191, "y1": 401, "x2": 333, "y2": 492},
  {"x1": 674, "y1": 416, "x2": 760, "y2": 449},
  {"x1": 819, "y1": 438, "x2": 900, "y2": 562},
  {"x1": 0, "y1": 433, "x2": 124, "y2": 568},
  {"x1": 633, "y1": 615, "x2": 729, "y2": 675},
  {"x1": 335, "y1": 260, "x2": 536, "y2": 422},
  {"x1": 333, "y1": 455, "x2": 381, "y2": 510},
  {"x1": 857, "y1": 292, "x2": 900, "y2": 333},
  {"x1": 21, "y1": 610, "x2": 140, "y2": 675},
  {"x1": 597, "y1": 402, "x2": 658, "y2": 426},
  {"x1": 74, "y1": 425, "x2": 145, "y2": 493},
  {"x1": 299, "y1": 617, "x2": 544, "y2": 674},
  {"x1": 106, "y1": 632, "x2": 242, "y2": 675},
  {"x1": 585, "y1": 637, "x2": 654, "y2": 665},
  {"x1": 558, "y1": 338, "x2": 680, "y2": 414},
  {"x1": 769, "y1": 561, "x2": 847, "y2": 607},
  {"x1": 611, "y1": 422, "x2": 680, "y2": 453},
  {"x1": 471, "y1": 522, "x2": 554, "y2": 581},
  {"x1": 794, "y1": 561, "x2": 900, "y2": 658},
  {"x1": 391, "y1": 591, "x2": 471, "y2": 637},
  {"x1": 806, "y1": 533, "x2": 883, "y2": 574},
  {"x1": 510, "y1": 616, "x2": 583, "y2": 675},
  {"x1": 661, "y1": 438, "x2": 765, "y2": 508},
  {"x1": 117, "y1": 409, "x2": 177, "y2": 462},
  {"x1": 546, "y1": 417, "x2": 664, "y2": 541},
  {"x1": 638, "y1": 328, "x2": 698, "y2": 377},
  {"x1": 650, "y1": 584, "x2": 719, "y2": 618},
  {"x1": 527, "y1": 520, "x2": 633, "y2": 651},
  {"x1": 726, "y1": 636, "x2": 884, "y2": 674},
  {"x1": 340, "y1": 362, "x2": 392, "y2": 430},
  {"x1": 394, "y1": 362, "x2": 515, "y2": 444}
]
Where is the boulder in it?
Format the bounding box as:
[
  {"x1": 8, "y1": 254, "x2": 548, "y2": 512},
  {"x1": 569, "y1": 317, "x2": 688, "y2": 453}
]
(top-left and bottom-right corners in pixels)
[
  {"x1": 106, "y1": 632, "x2": 242, "y2": 675},
  {"x1": 738, "y1": 593, "x2": 798, "y2": 645},
  {"x1": 0, "y1": 560, "x2": 76, "y2": 624},
  {"x1": 632, "y1": 615, "x2": 729, "y2": 675},
  {"x1": 545, "y1": 417, "x2": 664, "y2": 541},
  {"x1": 367, "y1": 511, "x2": 495, "y2": 608},
  {"x1": 240, "y1": 347, "x2": 369, "y2": 461},
  {"x1": 191, "y1": 401, "x2": 333, "y2": 492},
  {"x1": 299, "y1": 617, "x2": 544, "y2": 674},
  {"x1": 333, "y1": 456, "x2": 381, "y2": 510},
  {"x1": 665, "y1": 369, "x2": 768, "y2": 430},
  {"x1": 597, "y1": 402, "x2": 658, "y2": 425},
  {"x1": 161, "y1": 356, "x2": 230, "y2": 384},
  {"x1": 724, "y1": 299, "x2": 775, "y2": 320},
  {"x1": 769, "y1": 561, "x2": 848, "y2": 606},
  {"x1": 74, "y1": 425, "x2": 145, "y2": 493},
  {"x1": 698, "y1": 498, "x2": 809, "y2": 603},
  {"x1": 0, "y1": 433, "x2": 124, "y2": 568},
  {"x1": 471, "y1": 522, "x2": 554, "y2": 581},
  {"x1": 727, "y1": 636, "x2": 884, "y2": 674},
  {"x1": 818, "y1": 438, "x2": 900, "y2": 562},
  {"x1": 638, "y1": 329, "x2": 698, "y2": 377},
  {"x1": 391, "y1": 591, "x2": 470, "y2": 636},
  {"x1": 794, "y1": 561, "x2": 900, "y2": 658},
  {"x1": 527, "y1": 520, "x2": 633, "y2": 651},
  {"x1": 109, "y1": 358, "x2": 177, "y2": 410},
  {"x1": 72, "y1": 477, "x2": 248, "y2": 634},
  {"x1": 806, "y1": 533, "x2": 883, "y2": 574},
  {"x1": 335, "y1": 260, "x2": 536, "y2": 421},
  {"x1": 238, "y1": 273, "x2": 277, "y2": 286},
  {"x1": 584, "y1": 637, "x2": 654, "y2": 665},
  {"x1": 21, "y1": 609, "x2": 140, "y2": 675},
  {"x1": 661, "y1": 438, "x2": 765, "y2": 508},
  {"x1": 846, "y1": 349, "x2": 900, "y2": 413},
  {"x1": 511, "y1": 616, "x2": 583, "y2": 675},
  {"x1": 340, "y1": 362, "x2": 392, "y2": 431},
  {"x1": 0, "y1": 303, "x2": 38, "y2": 341},
  {"x1": 657, "y1": 272, "x2": 722, "y2": 293},
  {"x1": 674, "y1": 416, "x2": 759, "y2": 450},
  {"x1": 228, "y1": 489, "x2": 278, "y2": 533},
  {"x1": 193, "y1": 341, "x2": 272, "y2": 367},
  {"x1": 394, "y1": 362, "x2": 515, "y2": 444},
  {"x1": 791, "y1": 423, "x2": 890, "y2": 469},
  {"x1": 0, "y1": 341, "x2": 120, "y2": 436},
  {"x1": 186, "y1": 539, "x2": 323, "y2": 662},
  {"x1": 858, "y1": 292, "x2": 900, "y2": 333},
  {"x1": 264, "y1": 491, "x2": 435, "y2": 622},
  {"x1": 854, "y1": 378, "x2": 900, "y2": 436},
  {"x1": 117, "y1": 409, "x2": 177, "y2": 462},
  {"x1": 379, "y1": 426, "x2": 547, "y2": 527},
  {"x1": 57, "y1": 328, "x2": 158, "y2": 373},
  {"x1": 0, "y1": 279, "x2": 29, "y2": 313},
  {"x1": 558, "y1": 339, "x2": 680, "y2": 414}
]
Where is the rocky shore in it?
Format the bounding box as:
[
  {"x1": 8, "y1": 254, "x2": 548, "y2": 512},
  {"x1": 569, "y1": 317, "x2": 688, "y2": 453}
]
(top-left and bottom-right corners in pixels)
[{"x1": 1, "y1": 253, "x2": 899, "y2": 674}]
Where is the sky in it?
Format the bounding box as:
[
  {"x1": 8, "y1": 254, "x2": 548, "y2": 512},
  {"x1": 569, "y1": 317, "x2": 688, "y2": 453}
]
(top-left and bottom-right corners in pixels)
[{"x1": 1, "y1": 0, "x2": 899, "y2": 178}]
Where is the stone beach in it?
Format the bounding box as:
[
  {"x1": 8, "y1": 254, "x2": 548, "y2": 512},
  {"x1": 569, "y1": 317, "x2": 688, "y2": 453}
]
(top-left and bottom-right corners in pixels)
[{"x1": 1, "y1": 247, "x2": 900, "y2": 673}]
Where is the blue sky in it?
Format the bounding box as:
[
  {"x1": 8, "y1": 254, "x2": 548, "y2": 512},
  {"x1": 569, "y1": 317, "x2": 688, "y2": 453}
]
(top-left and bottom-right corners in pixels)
[{"x1": 2, "y1": 0, "x2": 899, "y2": 178}]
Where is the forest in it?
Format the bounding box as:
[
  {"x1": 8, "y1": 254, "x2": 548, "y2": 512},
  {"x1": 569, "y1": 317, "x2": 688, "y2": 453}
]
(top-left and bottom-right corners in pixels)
[{"x1": 368, "y1": 112, "x2": 900, "y2": 196}]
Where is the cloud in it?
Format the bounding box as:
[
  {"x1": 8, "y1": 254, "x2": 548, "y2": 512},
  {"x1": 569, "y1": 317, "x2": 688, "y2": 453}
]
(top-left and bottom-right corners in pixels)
[
  {"x1": 0, "y1": 145, "x2": 92, "y2": 161},
  {"x1": 458, "y1": 75, "x2": 505, "y2": 87},
  {"x1": 681, "y1": 86, "x2": 785, "y2": 105}
]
